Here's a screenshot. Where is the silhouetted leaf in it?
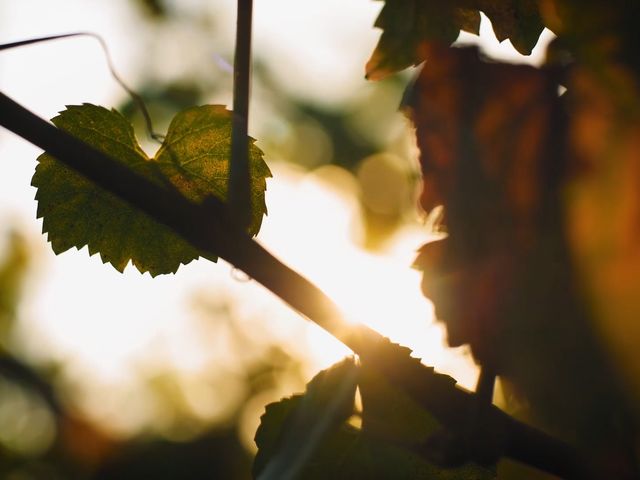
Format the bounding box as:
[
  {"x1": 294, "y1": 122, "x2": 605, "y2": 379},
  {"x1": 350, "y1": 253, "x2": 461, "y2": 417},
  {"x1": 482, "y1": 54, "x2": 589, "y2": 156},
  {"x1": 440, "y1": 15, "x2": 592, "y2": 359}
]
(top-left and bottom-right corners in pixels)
[
  {"x1": 254, "y1": 351, "x2": 495, "y2": 479},
  {"x1": 359, "y1": 364, "x2": 494, "y2": 479},
  {"x1": 356, "y1": 335, "x2": 498, "y2": 477},
  {"x1": 405, "y1": 45, "x2": 557, "y2": 362},
  {"x1": 32, "y1": 104, "x2": 270, "y2": 276},
  {"x1": 407, "y1": 45, "x2": 637, "y2": 455},
  {"x1": 477, "y1": 1, "x2": 545, "y2": 55},
  {"x1": 366, "y1": 1, "x2": 466, "y2": 80},
  {"x1": 366, "y1": 0, "x2": 546, "y2": 79},
  {"x1": 253, "y1": 357, "x2": 358, "y2": 479},
  {"x1": 359, "y1": 362, "x2": 440, "y2": 444}
]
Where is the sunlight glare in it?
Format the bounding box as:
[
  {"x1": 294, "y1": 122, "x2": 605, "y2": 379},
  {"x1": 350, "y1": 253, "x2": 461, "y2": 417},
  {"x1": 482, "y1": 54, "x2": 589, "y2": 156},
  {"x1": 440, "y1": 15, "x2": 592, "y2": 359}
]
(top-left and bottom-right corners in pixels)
[{"x1": 259, "y1": 163, "x2": 478, "y2": 388}]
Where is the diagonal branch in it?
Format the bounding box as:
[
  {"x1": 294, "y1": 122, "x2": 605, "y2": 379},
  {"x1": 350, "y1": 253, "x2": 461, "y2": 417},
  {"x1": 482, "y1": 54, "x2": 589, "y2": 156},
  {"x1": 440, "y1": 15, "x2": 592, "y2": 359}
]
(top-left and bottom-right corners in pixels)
[{"x1": 0, "y1": 91, "x2": 610, "y2": 479}]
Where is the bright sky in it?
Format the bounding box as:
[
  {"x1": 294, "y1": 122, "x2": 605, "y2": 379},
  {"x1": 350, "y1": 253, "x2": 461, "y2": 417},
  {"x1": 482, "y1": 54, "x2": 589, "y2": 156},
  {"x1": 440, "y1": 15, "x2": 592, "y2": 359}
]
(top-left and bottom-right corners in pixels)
[{"x1": 0, "y1": 0, "x2": 554, "y2": 439}]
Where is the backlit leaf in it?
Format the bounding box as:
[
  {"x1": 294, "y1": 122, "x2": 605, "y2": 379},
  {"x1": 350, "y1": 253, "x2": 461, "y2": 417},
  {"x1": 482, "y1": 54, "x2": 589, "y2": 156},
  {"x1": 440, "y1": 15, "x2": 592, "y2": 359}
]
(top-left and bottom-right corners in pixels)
[
  {"x1": 253, "y1": 358, "x2": 358, "y2": 479},
  {"x1": 32, "y1": 104, "x2": 270, "y2": 276},
  {"x1": 366, "y1": 0, "x2": 464, "y2": 80},
  {"x1": 366, "y1": 0, "x2": 546, "y2": 80},
  {"x1": 254, "y1": 351, "x2": 495, "y2": 479}
]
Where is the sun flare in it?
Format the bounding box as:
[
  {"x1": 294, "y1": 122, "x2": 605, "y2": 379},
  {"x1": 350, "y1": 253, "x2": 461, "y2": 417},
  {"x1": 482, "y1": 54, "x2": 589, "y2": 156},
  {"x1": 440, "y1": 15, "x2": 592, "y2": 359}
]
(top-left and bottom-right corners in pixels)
[{"x1": 259, "y1": 163, "x2": 479, "y2": 389}]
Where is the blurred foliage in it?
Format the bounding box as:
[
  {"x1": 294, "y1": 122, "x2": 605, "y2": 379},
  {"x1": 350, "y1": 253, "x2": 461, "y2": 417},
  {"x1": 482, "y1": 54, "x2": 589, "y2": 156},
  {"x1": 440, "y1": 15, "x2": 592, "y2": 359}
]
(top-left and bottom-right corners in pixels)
[
  {"x1": 93, "y1": 429, "x2": 251, "y2": 480},
  {"x1": 134, "y1": 0, "x2": 169, "y2": 19},
  {"x1": 408, "y1": 45, "x2": 634, "y2": 461},
  {"x1": 0, "y1": 229, "x2": 67, "y2": 477},
  {"x1": 0, "y1": 225, "x2": 307, "y2": 479},
  {"x1": 0, "y1": 231, "x2": 29, "y2": 349}
]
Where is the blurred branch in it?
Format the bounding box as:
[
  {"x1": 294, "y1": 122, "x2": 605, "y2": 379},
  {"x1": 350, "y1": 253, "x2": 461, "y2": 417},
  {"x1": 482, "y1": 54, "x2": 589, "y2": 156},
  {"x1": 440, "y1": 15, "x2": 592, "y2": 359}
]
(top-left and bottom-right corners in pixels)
[
  {"x1": 0, "y1": 354, "x2": 62, "y2": 417},
  {"x1": 0, "y1": 91, "x2": 611, "y2": 479}
]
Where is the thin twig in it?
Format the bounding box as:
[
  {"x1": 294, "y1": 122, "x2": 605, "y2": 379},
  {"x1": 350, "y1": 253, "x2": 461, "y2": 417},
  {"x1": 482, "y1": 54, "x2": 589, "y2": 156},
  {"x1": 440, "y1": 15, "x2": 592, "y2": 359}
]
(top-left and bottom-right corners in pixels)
[
  {"x1": 0, "y1": 33, "x2": 163, "y2": 142},
  {"x1": 229, "y1": 0, "x2": 253, "y2": 228}
]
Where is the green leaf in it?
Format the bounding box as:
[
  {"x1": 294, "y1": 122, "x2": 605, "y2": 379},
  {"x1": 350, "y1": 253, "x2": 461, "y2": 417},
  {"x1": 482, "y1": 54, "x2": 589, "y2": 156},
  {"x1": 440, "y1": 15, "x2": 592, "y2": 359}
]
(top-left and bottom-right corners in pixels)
[
  {"x1": 359, "y1": 363, "x2": 441, "y2": 445},
  {"x1": 32, "y1": 104, "x2": 270, "y2": 276},
  {"x1": 366, "y1": 0, "x2": 546, "y2": 80},
  {"x1": 254, "y1": 351, "x2": 496, "y2": 479},
  {"x1": 253, "y1": 357, "x2": 359, "y2": 479},
  {"x1": 366, "y1": 0, "x2": 463, "y2": 80},
  {"x1": 358, "y1": 363, "x2": 495, "y2": 479}
]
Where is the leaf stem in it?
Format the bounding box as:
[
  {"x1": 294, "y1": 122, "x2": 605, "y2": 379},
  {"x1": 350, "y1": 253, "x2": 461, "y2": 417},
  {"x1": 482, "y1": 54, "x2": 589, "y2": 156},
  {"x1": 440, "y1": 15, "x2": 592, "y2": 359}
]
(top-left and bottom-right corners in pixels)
[{"x1": 0, "y1": 32, "x2": 164, "y2": 142}]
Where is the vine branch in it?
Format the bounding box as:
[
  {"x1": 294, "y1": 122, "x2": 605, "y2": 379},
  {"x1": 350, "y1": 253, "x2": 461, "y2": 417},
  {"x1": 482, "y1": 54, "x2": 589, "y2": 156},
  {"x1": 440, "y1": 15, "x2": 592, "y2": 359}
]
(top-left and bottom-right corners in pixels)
[{"x1": 0, "y1": 91, "x2": 609, "y2": 479}]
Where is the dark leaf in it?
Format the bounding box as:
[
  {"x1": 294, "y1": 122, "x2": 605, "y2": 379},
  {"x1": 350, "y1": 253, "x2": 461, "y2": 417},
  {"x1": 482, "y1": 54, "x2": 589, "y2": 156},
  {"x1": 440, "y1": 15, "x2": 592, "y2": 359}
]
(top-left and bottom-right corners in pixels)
[
  {"x1": 253, "y1": 358, "x2": 358, "y2": 479},
  {"x1": 366, "y1": 0, "x2": 546, "y2": 80},
  {"x1": 405, "y1": 46, "x2": 558, "y2": 361},
  {"x1": 477, "y1": 0, "x2": 545, "y2": 55},
  {"x1": 366, "y1": 0, "x2": 463, "y2": 80},
  {"x1": 454, "y1": 8, "x2": 481, "y2": 35},
  {"x1": 254, "y1": 347, "x2": 495, "y2": 479},
  {"x1": 407, "y1": 45, "x2": 637, "y2": 455}
]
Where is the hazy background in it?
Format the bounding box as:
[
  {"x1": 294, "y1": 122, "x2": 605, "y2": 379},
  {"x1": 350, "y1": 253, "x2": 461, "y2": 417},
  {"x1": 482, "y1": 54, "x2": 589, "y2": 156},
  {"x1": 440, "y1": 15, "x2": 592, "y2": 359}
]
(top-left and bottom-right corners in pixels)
[{"x1": 0, "y1": 1, "x2": 552, "y2": 477}]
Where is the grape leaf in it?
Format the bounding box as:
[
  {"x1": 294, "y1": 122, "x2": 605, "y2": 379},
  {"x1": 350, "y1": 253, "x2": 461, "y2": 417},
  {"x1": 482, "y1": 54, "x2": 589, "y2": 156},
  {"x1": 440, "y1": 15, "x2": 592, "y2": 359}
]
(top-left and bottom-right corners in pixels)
[
  {"x1": 366, "y1": 0, "x2": 472, "y2": 80},
  {"x1": 366, "y1": 0, "x2": 545, "y2": 80},
  {"x1": 254, "y1": 350, "x2": 495, "y2": 479},
  {"x1": 405, "y1": 45, "x2": 640, "y2": 453},
  {"x1": 477, "y1": 0, "x2": 544, "y2": 55},
  {"x1": 253, "y1": 357, "x2": 359, "y2": 479},
  {"x1": 32, "y1": 104, "x2": 270, "y2": 276},
  {"x1": 405, "y1": 45, "x2": 556, "y2": 360},
  {"x1": 358, "y1": 366, "x2": 495, "y2": 479}
]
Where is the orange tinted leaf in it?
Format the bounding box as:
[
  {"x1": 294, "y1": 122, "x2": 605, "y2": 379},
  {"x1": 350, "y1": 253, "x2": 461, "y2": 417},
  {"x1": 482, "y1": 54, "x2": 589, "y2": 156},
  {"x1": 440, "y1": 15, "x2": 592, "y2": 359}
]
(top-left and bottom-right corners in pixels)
[
  {"x1": 407, "y1": 46, "x2": 558, "y2": 251},
  {"x1": 405, "y1": 46, "x2": 561, "y2": 359},
  {"x1": 407, "y1": 47, "x2": 638, "y2": 454}
]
